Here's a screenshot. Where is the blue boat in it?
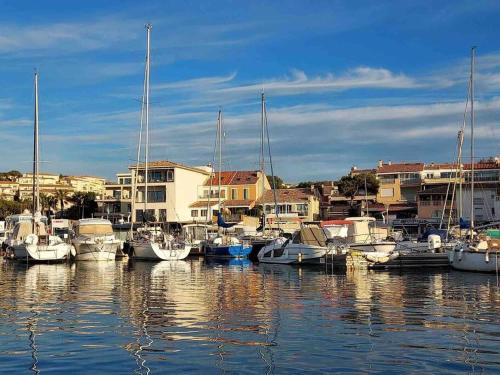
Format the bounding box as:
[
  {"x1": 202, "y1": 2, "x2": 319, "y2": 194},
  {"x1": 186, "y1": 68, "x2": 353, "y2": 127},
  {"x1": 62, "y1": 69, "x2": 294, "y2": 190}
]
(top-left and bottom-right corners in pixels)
[{"x1": 205, "y1": 243, "x2": 252, "y2": 258}]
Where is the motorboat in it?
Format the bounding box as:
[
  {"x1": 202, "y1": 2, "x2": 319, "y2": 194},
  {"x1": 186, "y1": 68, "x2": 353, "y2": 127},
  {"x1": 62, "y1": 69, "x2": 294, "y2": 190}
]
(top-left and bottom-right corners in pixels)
[
  {"x1": 71, "y1": 218, "x2": 121, "y2": 261},
  {"x1": 257, "y1": 226, "x2": 327, "y2": 264},
  {"x1": 345, "y1": 217, "x2": 397, "y2": 253},
  {"x1": 205, "y1": 235, "x2": 252, "y2": 258}
]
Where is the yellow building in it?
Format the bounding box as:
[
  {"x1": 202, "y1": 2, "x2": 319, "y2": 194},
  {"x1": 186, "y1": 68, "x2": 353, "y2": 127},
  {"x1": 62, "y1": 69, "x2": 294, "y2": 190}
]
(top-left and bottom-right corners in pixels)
[
  {"x1": 17, "y1": 172, "x2": 70, "y2": 201},
  {"x1": 375, "y1": 162, "x2": 424, "y2": 205},
  {"x1": 0, "y1": 181, "x2": 19, "y2": 201},
  {"x1": 63, "y1": 175, "x2": 106, "y2": 199},
  {"x1": 190, "y1": 170, "x2": 270, "y2": 222}
]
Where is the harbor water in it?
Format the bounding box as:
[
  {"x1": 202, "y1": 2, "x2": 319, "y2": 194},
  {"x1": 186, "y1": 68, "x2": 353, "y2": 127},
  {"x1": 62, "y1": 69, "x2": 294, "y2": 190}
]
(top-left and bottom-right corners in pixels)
[{"x1": 0, "y1": 259, "x2": 499, "y2": 373}]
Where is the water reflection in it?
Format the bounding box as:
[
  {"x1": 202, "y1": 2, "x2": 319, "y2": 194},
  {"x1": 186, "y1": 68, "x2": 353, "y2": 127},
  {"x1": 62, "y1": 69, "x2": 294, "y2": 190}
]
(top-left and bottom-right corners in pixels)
[{"x1": 0, "y1": 259, "x2": 498, "y2": 373}]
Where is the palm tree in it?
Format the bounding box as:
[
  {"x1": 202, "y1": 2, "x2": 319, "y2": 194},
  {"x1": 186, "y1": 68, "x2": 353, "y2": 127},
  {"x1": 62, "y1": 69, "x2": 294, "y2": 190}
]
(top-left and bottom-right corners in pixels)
[{"x1": 54, "y1": 189, "x2": 70, "y2": 213}]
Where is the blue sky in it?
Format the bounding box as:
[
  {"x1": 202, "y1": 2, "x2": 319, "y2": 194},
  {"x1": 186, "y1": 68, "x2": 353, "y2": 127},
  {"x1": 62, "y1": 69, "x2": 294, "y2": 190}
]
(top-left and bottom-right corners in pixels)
[{"x1": 0, "y1": 0, "x2": 499, "y2": 182}]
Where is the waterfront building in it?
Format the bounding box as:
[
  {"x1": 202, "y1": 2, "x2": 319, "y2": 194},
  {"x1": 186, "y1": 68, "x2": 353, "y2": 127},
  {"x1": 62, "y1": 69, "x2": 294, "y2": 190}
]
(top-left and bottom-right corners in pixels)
[
  {"x1": 189, "y1": 170, "x2": 270, "y2": 222},
  {"x1": 98, "y1": 160, "x2": 211, "y2": 224}
]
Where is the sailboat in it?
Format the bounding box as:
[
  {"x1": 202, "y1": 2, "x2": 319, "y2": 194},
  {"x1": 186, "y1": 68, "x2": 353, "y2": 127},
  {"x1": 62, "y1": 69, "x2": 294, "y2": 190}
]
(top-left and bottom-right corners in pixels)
[
  {"x1": 204, "y1": 110, "x2": 252, "y2": 258},
  {"x1": 450, "y1": 47, "x2": 500, "y2": 273},
  {"x1": 129, "y1": 24, "x2": 190, "y2": 261},
  {"x1": 11, "y1": 72, "x2": 72, "y2": 262}
]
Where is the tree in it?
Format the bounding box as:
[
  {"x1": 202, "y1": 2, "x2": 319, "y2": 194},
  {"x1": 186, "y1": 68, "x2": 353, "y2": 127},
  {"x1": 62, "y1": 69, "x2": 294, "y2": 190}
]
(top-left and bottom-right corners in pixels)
[
  {"x1": 266, "y1": 175, "x2": 285, "y2": 189},
  {"x1": 337, "y1": 173, "x2": 379, "y2": 202},
  {"x1": 67, "y1": 192, "x2": 98, "y2": 219},
  {"x1": 54, "y1": 189, "x2": 70, "y2": 212}
]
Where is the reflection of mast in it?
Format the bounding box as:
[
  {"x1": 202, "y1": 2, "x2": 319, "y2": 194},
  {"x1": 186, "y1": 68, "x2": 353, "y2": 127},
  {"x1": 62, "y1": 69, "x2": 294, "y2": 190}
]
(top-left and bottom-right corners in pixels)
[
  {"x1": 27, "y1": 311, "x2": 40, "y2": 374},
  {"x1": 134, "y1": 299, "x2": 152, "y2": 375}
]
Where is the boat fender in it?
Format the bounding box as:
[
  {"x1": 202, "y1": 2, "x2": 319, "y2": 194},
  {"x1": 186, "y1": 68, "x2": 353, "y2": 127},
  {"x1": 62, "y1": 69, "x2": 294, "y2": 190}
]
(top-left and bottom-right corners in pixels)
[
  {"x1": 70, "y1": 246, "x2": 77, "y2": 258},
  {"x1": 458, "y1": 248, "x2": 463, "y2": 261},
  {"x1": 298, "y1": 252, "x2": 302, "y2": 263},
  {"x1": 485, "y1": 251, "x2": 490, "y2": 263}
]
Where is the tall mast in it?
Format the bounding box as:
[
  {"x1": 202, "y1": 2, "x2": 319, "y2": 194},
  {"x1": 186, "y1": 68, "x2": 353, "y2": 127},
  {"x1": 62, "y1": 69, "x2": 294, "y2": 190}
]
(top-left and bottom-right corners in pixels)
[
  {"x1": 260, "y1": 91, "x2": 265, "y2": 196},
  {"x1": 470, "y1": 47, "x2": 475, "y2": 236},
  {"x1": 130, "y1": 26, "x2": 149, "y2": 232},
  {"x1": 144, "y1": 23, "x2": 152, "y2": 221},
  {"x1": 218, "y1": 109, "x2": 222, "y2": 210},
  {"x1": 32, "y1": 71, "x2": 40, "y2": 217}
]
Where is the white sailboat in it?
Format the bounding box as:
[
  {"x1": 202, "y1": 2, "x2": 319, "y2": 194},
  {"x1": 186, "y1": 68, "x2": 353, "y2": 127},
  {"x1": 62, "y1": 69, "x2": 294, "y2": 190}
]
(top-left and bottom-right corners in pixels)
[
  {"x1": 11, "y1": 71, "x2": 72, "y2": 262},
  {"x1": 451, "y1": 47, "x2": 500, "y2": 273},
  {"x1": 129, "y1": 24, "x2": 190, "y2": 261}
]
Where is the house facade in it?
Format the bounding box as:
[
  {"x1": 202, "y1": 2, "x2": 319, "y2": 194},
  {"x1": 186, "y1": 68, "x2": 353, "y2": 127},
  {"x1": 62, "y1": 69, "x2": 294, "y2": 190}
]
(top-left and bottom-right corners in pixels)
[
  {"x1": 98, "y1": 160, "x2": 211, "y2": 223},
  {"x1": 189, "y1": 170, "x2": 270, "y2": 222}
]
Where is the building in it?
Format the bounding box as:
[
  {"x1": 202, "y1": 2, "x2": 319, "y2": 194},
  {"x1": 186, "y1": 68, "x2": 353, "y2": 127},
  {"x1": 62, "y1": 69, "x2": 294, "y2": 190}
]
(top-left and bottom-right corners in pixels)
[
  {"x1": 256, "y1": 187, "x2": 320, "y2": 222},
  {"x1": 98, "y1": 160, "x2": 211, "y2": 223},
  {"x1": 0, "y1": 181, "x2": 19, "y2": 201},
  {"x1": 63, "y1": 176, "x2": 106, "y2": 198},
  {"x1": 189, "y1": 170, "x2": 270, "y2": 222},
  {"x1": 376, "y1": 161, "x2": 424, "y2": 206},
  {"x1": 17, "y1": 172, "x2": 72, "y2": 201}
]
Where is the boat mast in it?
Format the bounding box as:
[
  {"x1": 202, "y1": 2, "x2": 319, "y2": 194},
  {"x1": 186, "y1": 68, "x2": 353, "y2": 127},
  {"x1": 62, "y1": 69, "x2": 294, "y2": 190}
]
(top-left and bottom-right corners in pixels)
[
  {"x1": 470, "y1": 47, "x2": 475, "y2": 237},
  {"x1": 144, "y1": 24, "x2": 152, "y2": 223},
  {"x1": 364, "y1": 175, "x2": 369, "y2": 217},
  {"x1": 218, "y1": 109, "x2": 222, "y2": 211},
  {"x1": 260, "y1": 91, "x2": 266, "y2": 197},
  {"x1": 130, "y1": 26, "x2": 150, "y2": 234},
  {"x1": 32, "y1": 71, "x2": 40, "y2": 221}
]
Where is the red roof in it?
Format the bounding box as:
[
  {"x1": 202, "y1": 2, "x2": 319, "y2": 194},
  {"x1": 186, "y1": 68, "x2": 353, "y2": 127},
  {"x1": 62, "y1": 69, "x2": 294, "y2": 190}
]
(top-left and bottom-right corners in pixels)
[
  {"x1": 204, "y1": 171, "x2": 260, "y2": 186},
  {"x1": 256, "y1": 188, "x2": 315, "y2": 204},
  {"x1": 377, "y1": 163, "x2": 424, "y2": 174}
]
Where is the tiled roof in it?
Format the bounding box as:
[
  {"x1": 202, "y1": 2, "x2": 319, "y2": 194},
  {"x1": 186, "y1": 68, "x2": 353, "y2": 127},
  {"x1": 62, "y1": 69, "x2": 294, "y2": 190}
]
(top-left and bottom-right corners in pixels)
[
  {"x1": 129, "y1": 160, "x2": 210, "y2": 175},
  {"x1": 204, "y1": 171, "x2": 260, "y2": 186},
  {"x1": 256, "y1": 188, "x2": 315, "y2": 204},
  {"x1": 377, "y1": 163, "x2": 424, "y2": 174}
]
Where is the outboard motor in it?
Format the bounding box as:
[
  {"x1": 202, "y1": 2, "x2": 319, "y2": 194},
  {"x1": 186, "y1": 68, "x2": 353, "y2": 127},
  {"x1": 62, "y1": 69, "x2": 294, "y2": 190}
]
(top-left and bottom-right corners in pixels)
[{"x1": 428, "y1": 234, "x2": 441, "y2": 253}]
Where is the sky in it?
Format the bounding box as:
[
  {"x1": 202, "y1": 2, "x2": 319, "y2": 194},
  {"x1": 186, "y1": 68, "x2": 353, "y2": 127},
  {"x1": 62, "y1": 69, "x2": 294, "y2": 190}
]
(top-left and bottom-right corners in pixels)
[{"x1": 0, "y1": 0, "x2": 499, "y2": 183}]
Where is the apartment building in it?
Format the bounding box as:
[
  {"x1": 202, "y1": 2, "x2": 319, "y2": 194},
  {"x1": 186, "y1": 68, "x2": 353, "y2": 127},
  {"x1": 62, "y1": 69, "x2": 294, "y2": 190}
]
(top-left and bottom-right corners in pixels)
[
  {"x1": 0, "y1": 181, "x2": 19, "y2": 201},
  {"x1": 256, "y1": 187, "x2": 320, "y2": 222},
  {"x1": 98, "y1": 160, "x2": 211, "y2": 223}
]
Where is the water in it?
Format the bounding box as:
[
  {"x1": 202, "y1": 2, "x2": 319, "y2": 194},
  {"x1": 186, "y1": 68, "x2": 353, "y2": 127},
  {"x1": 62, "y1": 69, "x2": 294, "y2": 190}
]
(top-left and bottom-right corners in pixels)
[{"x1": 0, "y1": 259, "x2": 499, "y2": 374}]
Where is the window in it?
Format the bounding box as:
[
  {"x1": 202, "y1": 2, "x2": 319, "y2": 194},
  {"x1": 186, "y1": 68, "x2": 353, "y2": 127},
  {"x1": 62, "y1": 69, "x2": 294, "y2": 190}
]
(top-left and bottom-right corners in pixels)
[
  {"x1": 147, "y1": 189, "x2": 165, "y2": 203},
  {"x1": 201, "y1": 209, "x2": 208, "y2": 218},
  {"x1": 124, "y1": 178, "x2": 132, "y2": 185},
  {"x1": 166, "y1": 170, "x2": 174, "y2": 182},
  {"x1": 380, "y1": 188, "x2": 394, "y2": 197},
  {"x1": 243, "y1": 188, "x2": 249, "y2": 200},
  {"x1": 191, "y1": 210, "x2": 198, "y2": 217},
  {"x1": 296, "y1": 203, "x2": 308, "y2": 216},
  {"x1": 231, "y1": 189, "x2": 237, "y2": 200}
]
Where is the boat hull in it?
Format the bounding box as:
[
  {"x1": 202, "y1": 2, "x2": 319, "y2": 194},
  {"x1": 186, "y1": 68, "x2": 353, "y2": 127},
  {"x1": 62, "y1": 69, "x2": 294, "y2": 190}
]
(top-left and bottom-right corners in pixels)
[
  {"x1": 349, "y1": 241, "x2": 396, "y2": 253},
  {"x1": 451, "y1": 249, "x2": 500, "y2": 272},
  {"x1": 73, "y1": 241, "x2": 118, "y2": 261},
  {"x1": 258, "y1": 244, "x2": 327, "y2": 264},
  {"x1": 132, "y1": 241, "x2": 191, "y2": 261},
  {"x1": 13, "y1": 243, "x2": 71, "y2": 262},
  {"x1": 205, "y1": 244, "x2": 252, "y2": 258}
]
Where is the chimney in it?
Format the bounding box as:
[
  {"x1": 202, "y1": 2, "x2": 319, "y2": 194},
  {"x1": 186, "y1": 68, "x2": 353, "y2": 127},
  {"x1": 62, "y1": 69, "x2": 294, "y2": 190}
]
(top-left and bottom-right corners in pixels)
[
  {"x1": 378, "y1": 160, "x2": 383, "y2": 168},
  {"x1": 388, "y1": 160, "x2": 392, "y2": 166}
]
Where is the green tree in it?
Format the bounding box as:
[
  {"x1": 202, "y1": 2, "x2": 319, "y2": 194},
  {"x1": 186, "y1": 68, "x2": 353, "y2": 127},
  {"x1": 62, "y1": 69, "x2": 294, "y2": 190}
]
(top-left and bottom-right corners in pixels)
[
  {"x1": 337, "y1": 173, "x2": 379, "y2": 202},
  {"x1": 266, "y1": 175, "x2": 285, "y2": 189},
  {"x1": 54, "y1": 189, "x2": 70, "y2": 212},
  {"x1": 67, "y1": 192, "x2": 98, "y2": 219}
]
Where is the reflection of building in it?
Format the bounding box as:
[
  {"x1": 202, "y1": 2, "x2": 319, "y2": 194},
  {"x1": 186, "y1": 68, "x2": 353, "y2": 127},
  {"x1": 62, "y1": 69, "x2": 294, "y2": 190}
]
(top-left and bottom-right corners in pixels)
[{"x1": 189, "y1": 170, "x2": 270, "y2": 222}]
